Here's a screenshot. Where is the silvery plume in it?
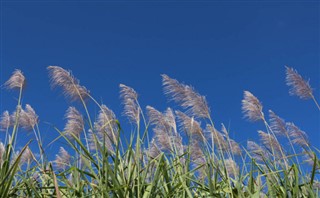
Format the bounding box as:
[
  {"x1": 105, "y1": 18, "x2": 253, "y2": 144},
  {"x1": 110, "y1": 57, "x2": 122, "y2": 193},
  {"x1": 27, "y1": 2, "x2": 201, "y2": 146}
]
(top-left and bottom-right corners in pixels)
[
  {"x1": 47, "y1": 66, "x2": 89, "y2": 101},
  {"x1": 55, "y1": 147, "x2": 71, "y2": 170},
  {"x1": 269, "y1": 110, "x2": 288, "y2": 136},
  {"x1": 224, "y1": 158, "x2": 239, "y2": 178},
  {"x1": 19, "y1": 104, "x2": 39, "y2": 131},
  {"x1": 285, "y1": 66, "x2": 313, "y2": 100},
  {"x1": 64, "y1": 107, "x2": 84, "y2": 138},
  {"x1": 287, "y1": 122, "x2": 309, "y2": 147},
  {"x1": 247, "y1": 140, "x2": 269, "y2": 162},
  {"x1": 162, "y1": 74, "x2": 210, "y2": 119},
  {"x1": 242, "y1": 91, "x2": 264, "y2": 122},
  {"x1": 119, "y1": 84, "x2": 140, "y2": 125},
  {"x1": 4, "y1": 69, "x2": 26, "y2": 90},
  {"x1": 176, "y1": 111, "x2": 204, "y2": 141},
  {"x1": 0, "y1": 111, "x2": 11, "y2": 131}
]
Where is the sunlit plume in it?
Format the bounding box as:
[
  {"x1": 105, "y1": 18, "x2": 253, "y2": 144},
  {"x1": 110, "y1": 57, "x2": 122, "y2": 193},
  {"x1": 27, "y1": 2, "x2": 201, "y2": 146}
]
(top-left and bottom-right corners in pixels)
[
  {"x1": 162, "y1": 74, "x2": 210, "y2": 119},
  {"x1": 19, "y1": 104, "x2": 39, "y2": 131},
  {"x1": 94, "y1": 105, "x2": 118, "y2": 143},
  {"x1": 190, "y1": 140, "x2": 206, "y2": 165},
  {"x1": 119, "y1": 84, "x2": 140, "y2": 125},
  {"x1": 54, "y1": 147, "x2": 71, "y2": 170},
  {"x1": 20, "y1": 147, "x2": 34, "y2": 165},
  {"x1": 176, "y1": 111, "x2": 204, "y2": 140},
  {"x1": 247, "y1": 140, "x2": 270, "y2": 162},
  {"x1": 146, "y1": 139, "x2": 161, "y2": 159},
  {"x1": 205, "y1": 124, "x2": 228, "y2": 152},
  {"x1": 224, "y1": 158, "x2": 239, "y2": 178},
  {"x1": 269, "y1": 110, "x2": 288, "y2": 136},
  {"x1": 4, "y1": 69, "x2": 26, "y2": 90},
  {"x1": 220, "y1": 124, "x2": 242, "y2": 155},
  {"x1": 47, "y1": 66, "x2": 89, "y2": 101},
  {"x1": 242, "y1": 91, "x2": 264, "y2": 122},
  {"x1": 287, "y1": 122, "x2": 309, "y2": 147},
  {"x1": 0, "y1": 111, "x2": 11, "y2": 131},
  {"x1": 64, "y1": 107, "x2": 84, "y2": 138},
  {"x1": 285, "y1": 66, "x2": 313, "y2": 100},
  {"x1": 229, "y1": 139, "x2": 242, "y2": 156},
  {"x1": 258, "y1": 130, "x2": 282, "y2": 155}
]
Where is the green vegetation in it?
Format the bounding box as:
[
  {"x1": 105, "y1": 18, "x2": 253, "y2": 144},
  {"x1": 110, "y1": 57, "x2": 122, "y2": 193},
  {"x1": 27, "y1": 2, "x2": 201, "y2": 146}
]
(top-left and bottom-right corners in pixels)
[{"x1": 0, "y1": 66, "x2": 319, "y2": 197}]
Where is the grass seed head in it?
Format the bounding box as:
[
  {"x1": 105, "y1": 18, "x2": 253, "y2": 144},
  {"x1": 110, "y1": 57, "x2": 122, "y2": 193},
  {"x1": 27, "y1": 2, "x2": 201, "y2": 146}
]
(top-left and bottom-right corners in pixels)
[
  {"x1": 64, "y1": 107, "x2": 84, "y2": 138},
  {"x1": 47, "y1": 66, "x2": 89, "y2": 101},
  {"x1": 119, "y1": 84, "x2": 140, "y2": 124},
  {"x1": 224, "y1": 158, "x2": 239, "y2": 178},
  {"x1": 0, "y1": 111, "x2": 11, "y2": 130},
  {"x1": 247, "y1": 140, "x2": 269, "y2": 162},
  {"x1": 269, "y1": 110, "x2": 288, "y2": 136},
  {"x1": 287, "y1": 122, "x2": 309, "y2": 147},
  {"x1": 242, "y1": 91, "x2": 264, "y2": 122},
  {"x1": 55, "y1": 147, "x2": 71, "y2": 170},
  {"x1": 285, "y1": 66, "x2": 313, "y2": 100},
  {"x1": 258, "y1": 130, "x2": 282, "y2": 155},
  {"x1": 19, "y1": 104, "x2": 39, "y2": 131},
  {"x1": 4, "y1": 69, "x2": 26, "y2": 90},
  {"x1": 162, "y1": 74, "x2": 210, "y2": 119}
]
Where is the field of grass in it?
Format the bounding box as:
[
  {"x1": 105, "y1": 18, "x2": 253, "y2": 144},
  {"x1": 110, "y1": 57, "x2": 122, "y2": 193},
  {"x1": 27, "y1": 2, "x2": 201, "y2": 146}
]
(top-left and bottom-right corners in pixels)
[{"x1": 0, "y1": 66, "x2": 319, "y2": 197}]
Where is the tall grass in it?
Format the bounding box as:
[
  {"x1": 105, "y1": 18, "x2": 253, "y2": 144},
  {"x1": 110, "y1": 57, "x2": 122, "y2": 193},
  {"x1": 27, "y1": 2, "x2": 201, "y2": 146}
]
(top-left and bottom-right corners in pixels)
[{"x1": 0, "y1": 66, "x2": 319, "y2": 197}]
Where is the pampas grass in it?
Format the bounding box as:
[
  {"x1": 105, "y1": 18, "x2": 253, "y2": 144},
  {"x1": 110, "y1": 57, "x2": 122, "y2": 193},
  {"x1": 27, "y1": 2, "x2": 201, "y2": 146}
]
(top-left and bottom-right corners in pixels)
[{"x1": 0, "y1": 66, "x2": 319, "y2": 197}]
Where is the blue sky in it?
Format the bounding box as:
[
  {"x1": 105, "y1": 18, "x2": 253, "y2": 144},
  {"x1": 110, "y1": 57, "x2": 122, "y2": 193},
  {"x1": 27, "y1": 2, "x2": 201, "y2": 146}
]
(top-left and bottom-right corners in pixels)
[{"x1": 0, "y1": 1, "x2": 319, "y2": 158}]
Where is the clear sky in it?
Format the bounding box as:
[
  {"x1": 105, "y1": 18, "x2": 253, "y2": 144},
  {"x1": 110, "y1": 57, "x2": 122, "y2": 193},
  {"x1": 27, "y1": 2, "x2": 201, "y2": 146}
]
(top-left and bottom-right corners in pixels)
[{"x1": 1, "y1": 1, "x2": 319, "y2": 158}]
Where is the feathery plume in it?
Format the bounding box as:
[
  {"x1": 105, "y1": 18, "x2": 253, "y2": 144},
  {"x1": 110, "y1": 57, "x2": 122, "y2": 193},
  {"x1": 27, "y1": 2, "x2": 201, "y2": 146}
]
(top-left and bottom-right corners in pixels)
[
  {"x1": 147, "y1": 139, "x2": 161, "y2": 159},
  {"x1": 164, "y1": 108, "x2": 177, "y2": 134},
  {"x1": 162, "y1": 74, "x2": 210, "y2": 119},
  {"x1": 190, "y1": 140, "x2": 206, "y2": 165},
  {"x1": 153, "y1": 127, "x2": 172, "y2": 151},
  {"x1": 176, "y1": 111, "x2": 204, "y2": 140},
  {"x1": 287, "y1": 122, "x2": 309, "y2": 147},
  {"x1": 229, "y1": 139, "x2": 242, "y2": 156},
  {"x1": 20, "y1": 147, "x2": 34, "y2": 165},
  {"x1": 0, "y1": 111, "x2": 11, "y2": 130},
  {"x1": 147, "y1": 106, "x2": 177, "y2": 134},
  {"x1": 87, "y1": 129, "x2": 97, "y2": 151},
  {"x1": 47, "y1": 66, "x2": 89, "y2": 101},
  {"x1": 172, "y1": 134, "x2": 184, "y2": 156},
  {"x1": 285, "y1": 66, "x2": 313, "y2": 100},
  {"x1": 220, "y1": 124, "x2": 242, "y2": 155},
  {"x1": 269, "y1": 110, "x2": 287, "y2": 136},
  {"x1": 146, "y1": 106, "x2": 167, "y2": 127},
  {"x1": 4, "y1": 69, "x2": 25, "y2": 90},
  {"x1": 88, "y1": 129, "x2": 114, "y2": 153},
  {"x1": 147, "y1": 106, "x2": 173, "y2": 152},
  {"x1": 19, "y1": 104, "x2": 39, "y2": 131},
  {"x1": 242, "y1": 91, "x2": 264, "y2": 122},
  {"x1": 147, "y1": 106, "x2": 183, "y2": 155},
  {"x1": 258, "y1": 130, "x2": 283, "y2": 156},
  {"x1": 94, "y1": 105, "x2": 118, "y2": 143},
  {"x1": 224, "y1": 158, "x2": 239, "y2": 178},
  {"x1": 247, "y1": 141, "x2": 269, "y2": 162},
  {"x1": 10, "y1": 105, "x2": 22, "y2": 126},
  {"x1": 205, "y1": 124, "x2": 228, "y2": 151},
  {"x1": 55, "y1": 147, "x2": 71, "y2": 170},
  {"x1": 119, "y1": 84, "x2": 140, "y2": 124},
  {"x1": 190, "y1": 140, "x2": 206, "y2": 180},
  {"x1": 64, "y1": 107, "x2": 84, "y2": 138}
]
